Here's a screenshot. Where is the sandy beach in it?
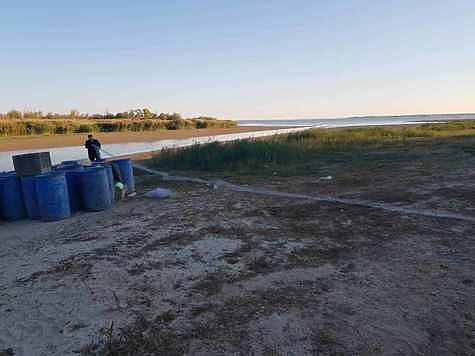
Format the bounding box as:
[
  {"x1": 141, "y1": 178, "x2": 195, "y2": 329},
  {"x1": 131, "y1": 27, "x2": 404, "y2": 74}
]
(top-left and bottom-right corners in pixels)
[
  {"x1": 1, "y1": 134, "x2": 474, "y2": 355},
  {"x1": 0, "y1": 126, "x2": 279, "y2": 152}
]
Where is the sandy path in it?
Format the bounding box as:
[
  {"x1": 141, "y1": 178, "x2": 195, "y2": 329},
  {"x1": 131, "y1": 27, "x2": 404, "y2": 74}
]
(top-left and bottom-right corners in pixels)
[{"x1": 0, "y1": 126, "x2": 279, "y2": 152}]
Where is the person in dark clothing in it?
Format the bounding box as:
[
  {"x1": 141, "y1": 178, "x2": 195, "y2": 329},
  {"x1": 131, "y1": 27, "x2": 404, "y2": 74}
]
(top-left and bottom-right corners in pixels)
[{"x1": 85, "y1": 134, "x2": 102, "y2": 161}]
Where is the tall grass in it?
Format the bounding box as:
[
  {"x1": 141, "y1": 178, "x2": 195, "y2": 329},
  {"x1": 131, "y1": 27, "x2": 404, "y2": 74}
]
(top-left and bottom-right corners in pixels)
[
  {"x1": 0, "y1": 109, "x2": 236, "y2": 137},
  {"x1": 152, "y1": 121, "x2": 475, "y2": 172},
  {"x1": 155, "y1": 139, "x2": 313, "y2": 171},
  {"x1": 0, "y1": 118, "x2": 236, "y2": 137}
]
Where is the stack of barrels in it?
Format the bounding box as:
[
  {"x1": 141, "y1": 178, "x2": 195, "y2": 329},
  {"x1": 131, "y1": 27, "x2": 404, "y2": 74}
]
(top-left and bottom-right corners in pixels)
[{"x1": 0, "y1": 158, "x2": 135, "y2": 222}]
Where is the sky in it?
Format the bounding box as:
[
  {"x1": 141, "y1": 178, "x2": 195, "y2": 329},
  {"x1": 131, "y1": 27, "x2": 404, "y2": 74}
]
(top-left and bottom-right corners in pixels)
[{"x1": 0, "y1": 0, "x2": 474, "y2": 119}]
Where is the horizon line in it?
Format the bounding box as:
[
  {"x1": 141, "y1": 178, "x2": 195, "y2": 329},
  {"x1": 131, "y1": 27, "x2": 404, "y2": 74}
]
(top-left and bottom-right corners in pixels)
[{"x1": 235, "y1": 112, "x2": 475, "y2": 121}]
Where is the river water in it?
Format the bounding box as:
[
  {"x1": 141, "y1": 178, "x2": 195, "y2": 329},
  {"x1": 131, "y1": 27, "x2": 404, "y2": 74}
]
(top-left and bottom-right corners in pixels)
[
  {"x1": 237, "y1": 113, "x2": 475, "y2": 127},
  {"x1": 0, "y1": 127, "x2": 306, "y2": 171}
]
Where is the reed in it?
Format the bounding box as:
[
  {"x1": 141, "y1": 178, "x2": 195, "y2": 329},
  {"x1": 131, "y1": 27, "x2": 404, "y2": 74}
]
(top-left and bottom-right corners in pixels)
[
  {"x1": 0, "y1": 110, "x2": 236, "y2": 137},
  {"x1": 152, "y1": 120, "x2": 475, "y2": 172}
]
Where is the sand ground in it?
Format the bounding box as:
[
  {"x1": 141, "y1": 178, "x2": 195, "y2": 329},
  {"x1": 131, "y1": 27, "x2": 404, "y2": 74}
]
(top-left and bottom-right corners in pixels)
[
  {"x1": 0, "y1": 126, "x2": 277, "y2": 152},
  {"x1": 0, "y1": 139, "x2": 474, "y2": 356}
]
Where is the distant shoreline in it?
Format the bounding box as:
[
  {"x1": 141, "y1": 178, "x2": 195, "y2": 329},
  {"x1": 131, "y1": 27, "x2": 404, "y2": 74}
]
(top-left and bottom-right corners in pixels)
[
  {"x1": 237, "y1": 113, "x2": 475, "y2": 127},
  {"x1": 2, "y1": 115, "x2": 475, "y2": 154},
  {"x1": 237, "y1": 113, "x2": 475, "y2": 122},
  {"x1": 0, "y1": 126, "x2": 282, "y2": 153}
]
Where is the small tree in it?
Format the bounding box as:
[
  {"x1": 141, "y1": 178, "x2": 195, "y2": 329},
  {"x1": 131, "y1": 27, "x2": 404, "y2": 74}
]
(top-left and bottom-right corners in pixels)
[
  {"x1": 6, "y1": 110, "x2": 22, "y2": 120},
  {"x1": 142, "y1": 108, "x2": 154, "y2": 119}
]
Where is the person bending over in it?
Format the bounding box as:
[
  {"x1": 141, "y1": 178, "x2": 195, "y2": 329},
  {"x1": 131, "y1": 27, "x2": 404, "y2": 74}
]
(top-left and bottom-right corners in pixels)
[{"x1": 85, "y1": 134, "x2": 102, "y2": 161}]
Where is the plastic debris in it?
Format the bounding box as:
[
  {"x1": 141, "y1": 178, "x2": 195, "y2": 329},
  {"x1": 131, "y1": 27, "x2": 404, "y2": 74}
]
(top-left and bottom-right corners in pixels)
[
  {"x1": 115, "y1": 182, "x2": 126, "y2": 201},
  {"x1": 115, "y1": 182, "x2": 125, "y2": 190},
  {"x1": 145, "y1": 187, "x2": 174, "y2": 199}
]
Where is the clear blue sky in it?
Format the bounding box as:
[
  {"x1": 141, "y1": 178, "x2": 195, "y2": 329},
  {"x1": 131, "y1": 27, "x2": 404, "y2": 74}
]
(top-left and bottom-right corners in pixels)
[{"x1": 1, "y1": 0, "x2": 474, "y2": 119}]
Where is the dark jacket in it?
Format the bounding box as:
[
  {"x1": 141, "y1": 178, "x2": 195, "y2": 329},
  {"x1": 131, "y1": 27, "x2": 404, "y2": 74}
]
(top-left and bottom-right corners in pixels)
[{"x1": 85, "y1": 138, "x2": 101, "y2": 152}]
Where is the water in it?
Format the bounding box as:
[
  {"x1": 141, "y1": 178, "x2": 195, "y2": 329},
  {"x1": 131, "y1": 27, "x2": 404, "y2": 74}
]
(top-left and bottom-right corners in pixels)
[
  {"x1": 238, "y1": 113, "x2": 475, "y2": 127},
  {"x1": 0, "y1": 127, "x2": 306, "y2": 171},
  {"x1": 1, "y1": 113, "x2": 474, "y2": 171}
]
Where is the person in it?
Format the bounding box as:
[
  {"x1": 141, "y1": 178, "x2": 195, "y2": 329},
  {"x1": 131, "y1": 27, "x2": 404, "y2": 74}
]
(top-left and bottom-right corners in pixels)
[{"x1": 85, "y1": 134, "x2": 102, "y2": 161}]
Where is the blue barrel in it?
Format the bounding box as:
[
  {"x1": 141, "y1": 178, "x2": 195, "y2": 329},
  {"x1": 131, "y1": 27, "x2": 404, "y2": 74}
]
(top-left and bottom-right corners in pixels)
[
  {"x1": 76, "y1": 167, "x2": 112, "y2": 211},
  {"x1": 113, "y1": 159, "x2": 135, "y2": 193},
  {"x1": 36, "y1": 172, "x2": 71, "y2": 221},
  {"x1": 61, "y1": 160, "x2": 81, "y2": 166},
  {"x1": 55, "y1": 166, "x2": 85, "y2": 213},
  {"x1": 21, "y1": 176, "x2": 41, "y2": 219},
  {"x1": 0, "y1": 173, "x2": 27, "y2": 221},
  {"x1": 0, "y1": 172, "x2": 6, "y2": 218},
  {"x1": 85, "y1": 164, "x2": 114, "y2": 205},
  {"x1": 55, "y1": 161, "x2": 82, "y2": 171},
  {"x1": 91, "y1": 159, "x2": 106, "y2": 164},
  {"x1": 104, "y1": 165, "x2": 114, "y2": 204},
  {"x1": 0, "y1": 172, "x2": 7, "y2": 219}
]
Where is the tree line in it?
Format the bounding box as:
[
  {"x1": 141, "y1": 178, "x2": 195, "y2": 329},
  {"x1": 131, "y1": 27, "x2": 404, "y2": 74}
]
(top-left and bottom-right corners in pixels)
[
  {"x1": 0, "y1": 108, "x2": 217, "y2": 122},
  {"x1": 0, "y1": 109, "x2": 236, "y2": 136}
]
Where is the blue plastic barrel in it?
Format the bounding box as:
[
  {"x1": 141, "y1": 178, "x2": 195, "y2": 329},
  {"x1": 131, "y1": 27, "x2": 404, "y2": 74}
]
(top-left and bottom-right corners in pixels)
[
  {"x1": 21, "y1": 176, "x2": 41, "y2": 219},
  {"x1": 55, "y1": 161, "x2": 82, "y2": 172},
  {"x1": 104, "y1": 165, "x2": 114, "y2": 204},
  {"x1": 113, "y1": 159, "x2": 135, "y2": 193},
  {"x1": 91, "y1": 159, "x2": 106, "y2": 164},
  {"x1": 36, "y1": 172, "x2": 71, "y2": 221},
  {"x1": 76, "y1": 167, "x2": 112, "y2": 211},
  {"x1": 85, "y1": 163, "x2": 114, "y2": 205},
  {"x1": 0, "y1": 173, "x2": 5, "y2": 219},
  {"x1": 55, "y1": 166, "x2": 85, "y2": 212},
  {"x1": 61, "y1": 160, "x2": 81, "y2": 166},
  {"x1": 0, "y1": 173, "x2": 27, "y2": 221}
]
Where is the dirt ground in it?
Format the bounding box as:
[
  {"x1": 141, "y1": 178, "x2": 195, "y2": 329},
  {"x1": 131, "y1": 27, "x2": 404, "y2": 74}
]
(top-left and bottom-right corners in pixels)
[
  {"x1": 0, "y1": 139, "x2": 475, "y2": 356},
  {"x1": 0, "y1": 126, "x2": 277, "y2": 152}
]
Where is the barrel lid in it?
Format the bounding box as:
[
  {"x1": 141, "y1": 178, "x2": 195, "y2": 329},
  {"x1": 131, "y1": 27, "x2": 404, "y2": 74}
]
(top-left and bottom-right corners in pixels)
[
  {"x1": 91, "y1": 161, "x2": 110, "y2": 167},
  {"x1": 55, "y1": 165, "x2": 85, "y2": 172},
  {"x1": 35, "y1": 171, "x2": 66, "y2": 180},
  {"x1": 74, "y1": 165, "x2": 106, "y2": 174},
  {"x1": 0, "y1": 171, "x2": 18, "y2": 179}
]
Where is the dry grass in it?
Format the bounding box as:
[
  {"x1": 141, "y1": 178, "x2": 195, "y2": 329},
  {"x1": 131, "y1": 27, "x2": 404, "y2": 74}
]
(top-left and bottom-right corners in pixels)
[{"x1": 80, "y1": 314, "x2": 182, "y2": 356}]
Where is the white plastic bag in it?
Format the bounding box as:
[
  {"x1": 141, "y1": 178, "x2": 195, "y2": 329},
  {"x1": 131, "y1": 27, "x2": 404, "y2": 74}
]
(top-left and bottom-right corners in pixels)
[{"x1": 145, "y1": 188, "x2": 174, "y2": 199}]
